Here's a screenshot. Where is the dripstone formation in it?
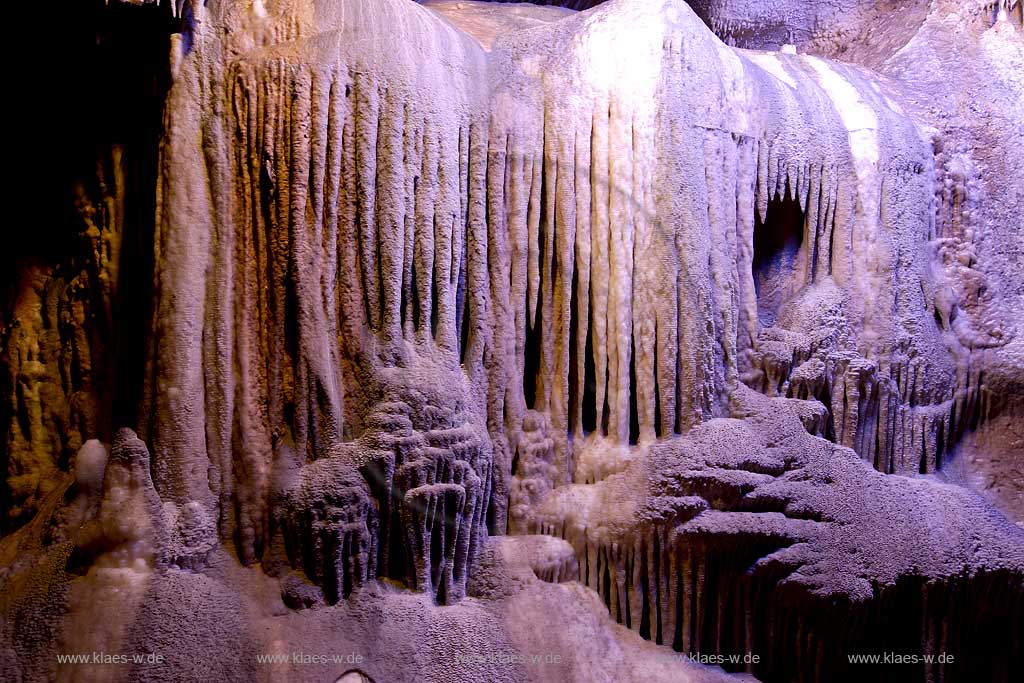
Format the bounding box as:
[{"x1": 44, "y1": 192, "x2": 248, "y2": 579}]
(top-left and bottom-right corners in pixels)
[{"x1": 1, "y1": 1, "x2": 1022, "y2": 682}]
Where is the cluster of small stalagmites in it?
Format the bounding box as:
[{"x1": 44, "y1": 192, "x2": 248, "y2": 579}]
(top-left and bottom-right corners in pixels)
[
  {"x1": 400, "y1": 474, "x2": 478, "y2": 603},
  {"x1": 66, "y1": 430, "x2": 216, "y2": 573},
  {"x1": 745, "y1": 327, "x2": 821, "y2": 397},
  {"x1": 277, "y1": 371, "x2": 492, "y2": 605},
  {"x1": 69, "y1": 430, "x2": 167, "y2": 571},
  {"x1": 366, "y1": 379, "x2": 491, "y2": 604},
  {"x1": 281, "y1": 451, "x2": 378, "y2": 604},
  {"x1": 507, "y1": 410, "x2": 557, "y2": 534}
]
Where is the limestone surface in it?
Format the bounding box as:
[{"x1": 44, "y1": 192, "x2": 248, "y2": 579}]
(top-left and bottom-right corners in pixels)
[{"x1": 1, "y1": 1, "x2": 1021, "y2": 682}]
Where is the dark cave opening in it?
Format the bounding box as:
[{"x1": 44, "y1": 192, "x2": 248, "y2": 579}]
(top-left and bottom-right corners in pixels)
[
  {"x1": 752, "y1": 187, "x2": 806, "y2": 328},
  {"x1": 3, "y1": 0, "x2": 178, "y2": 534}
]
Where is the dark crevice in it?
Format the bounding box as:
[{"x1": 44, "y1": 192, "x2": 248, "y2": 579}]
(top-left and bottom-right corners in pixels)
[
  {"x1": 582, "y1": 301, "x2": 597, "y2": 434},
  {"x1": 459, "y1": 283, "x2": 470, "y2": 365},
  {"x1": 601, "y1": 361, "x2": 611, "y2": 437},
  {"x1": 653, "y1": 321, "x2": 663, "y2": 438},
  {"x1": 387, "y1": 498, "x2": 407, "y2": 581},
  {"x1": 753, "y1": 183, "x2": 806, "y2": 328},
  {"x1": 568, "y1": 250, "x2": 581, "y2": 432},
  {"x1": 629, "y1": 335, "x2": 639, "y2": 445},
  {"x1": 430, "y1": 244, "x2": 440, "y2": 340},
  {"x1": 410, "y1": 259, "x2": 421, "y2": 331},
  {"x1": 524, "y1": 298, "x2": 543, "y2": 411},
  {"x1": 456, "y1": 228, "x2": 469, "y2": 362},
  {"x1": 920, "y1": 429, "x2": 928, "y2": 474},
  {"x1": 376, "y1": 229, "x2": 386, "y2": 332},
  {"x1": 524, "y1": 176, "x2": 547, "y2": 409},
  {"x1": 430, "y1": 510, "x2": 444, "y2": 597}
]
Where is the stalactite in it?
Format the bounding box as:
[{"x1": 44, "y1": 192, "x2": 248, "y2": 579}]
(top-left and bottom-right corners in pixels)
[{"x1": 529, "y1": 386, "x2": 1023, "y2": 682}]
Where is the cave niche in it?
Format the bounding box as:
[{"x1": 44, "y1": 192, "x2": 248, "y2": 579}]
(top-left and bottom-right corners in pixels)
[{"x1": 753, "y1": 186, "x2": 806, "y2": 328}]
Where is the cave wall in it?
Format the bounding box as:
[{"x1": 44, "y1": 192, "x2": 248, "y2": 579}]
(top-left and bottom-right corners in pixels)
[
  {"x1": 143, "y1": 0, "x2": 981, "y2": 558},
  {"x1": 1, "y1": 1, "x2": 1022, "y2": 682}
]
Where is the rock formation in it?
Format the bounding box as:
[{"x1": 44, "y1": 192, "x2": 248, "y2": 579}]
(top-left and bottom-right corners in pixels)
[{"x1": 1, "y1": 1, "x2": 1022, "y2": 682}]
